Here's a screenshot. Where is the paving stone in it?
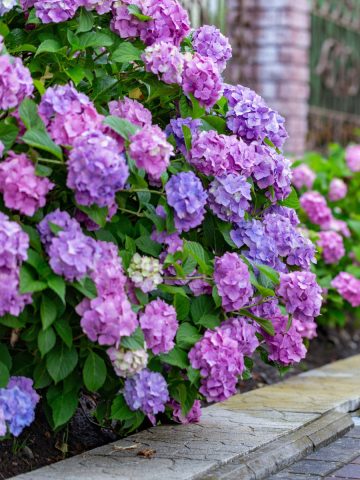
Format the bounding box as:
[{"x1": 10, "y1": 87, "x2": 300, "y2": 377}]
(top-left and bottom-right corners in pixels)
[
  {"x1": 345, "y1": 427, "x2": 360, "y2": 439},
  {"x1": 269, "y1": 474, "x2": 322, "y2": 480},
  {"x1": 352, "y1": 457, "x2": 360, "y2": 465},
  {"x1": 288, "y1": 459, "x2": 340, "y2": 475},
  {"x1": 331, "y1": 464, "x2": 360, "y2": 479}
]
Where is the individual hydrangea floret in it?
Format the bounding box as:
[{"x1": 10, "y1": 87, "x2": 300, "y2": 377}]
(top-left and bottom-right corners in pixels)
[
  {"x1": 182, "y1": 53, "x2": 223, "y2": 108},
  {"x1": 0, "y1": 376, "x2": 39, "y2": 437},
  {"x1": 165, "y1": 117, "x2": 202, "y2": 158},
  {"x1": 266, "y1": 205, "x2": 300, "y2": 227},
  {"x1": 49, "y1": 228, "x2": 99, "y2": 282},
  {"x1": 0, "y1": 55, "x2": 34, "y2": 111},
  {"x1": 171, "y1": 399, "x2": 202, "y2": 424},
  {"x1": 214, "y1": 253, "x2": 253, "y2": 312},
  {"x1": 38, "y1": 210, "x2": 81, "y2": 253},
  {"x1": 67, "y1": 131, "x2": 129, "y2": 208},
  {"x1": 332, "y1": 273, "x2": 360, "y2": 307},
  {"x1": 292, "y1": 164, "x2": 316, "y2": 190},
  {"x1": 300, "y1": 191, "x2": 333, "y2": 227},
  {"x1": 188, "y1": 325, "x2": 245, "y2": 403},
  {"x1": 224, "y1": 84, "x2": 288, "y2": 148},
  {"x1": 107, "y1": 347, "x2": 148, "y2": 378},
  {"x1": 165, "y1": 171, "x2": 207, "y2": 232},
  {"x1": 192, "y1": 25, "x2": 232, "y2": 73},
  {"x1": 208, "y1": 174, "x2": 252, "y2": 223},
  {"x1": 293, "y1": 317, "x2": 317, "y2": 341},
  {"x1": 78, "y1": 293, "x2": 138, "y2": 346},
  {"x1": 346, "y1": 145, "x2": 360, "y2": 172},
  {"x1": 124, "y1": 369, "x2": 169, "y2": 424},
  {"x1": 0, "y1": 0, "x2": 17, "y2": 15},
  {"x1": 140, "y1": 299, "x2": 178, "y2": 354},
  {"x1": 318, "y1": 231, "x2": 345, "y2": 264},
  {"x1": 34, "y1": 0, "x2": 79, "y2": 23},
  {"x1": 277, "y1": 271, "x2": 322, "y2": 323},
  {"x1": 128, "y1": 253, "x2": 163, "y2": 293},
  {"x1": 129, "y1": 125, "x2": 173, "y2": 180},
  {"x1": 108, "y1": 97, "x2": 152, "y2": 128},
  {"x1": 0, "y1": 152, "x2": 54, "y2": 217},
  {"x1": 142, "y1": 42, "x2": 184, "y2": 84},
  {"x1": 328, "y1": 178, "x2": 347, "y2": 202}
]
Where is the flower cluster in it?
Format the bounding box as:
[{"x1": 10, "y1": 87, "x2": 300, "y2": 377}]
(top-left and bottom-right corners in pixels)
[
  {"x1": 107, "y1": 347, "x2": 148, "y2": 378},
  {"x1": 332, "y1": 273, "x2": 360, "y2": 307},
  {"x1": 346, "y1": 145, "x2": 360, "y2": 172},
  {"x1": 192, "y1": 25, "x2": 232, "y2": 73},
  {"x1": 300, "y1": 191, "x2": 332, "y2": 227},
  {"x1": 208, "y1": 174, "x2": 251, "y2": 223},
  {"x1": 142, "y1": 42, "x2": 184, "y2": 85},
  {"x1": 292, "y1": 164, "x2": 316, "y2": 190},
  {"x1": 328, "y1": 178, "x2": 347, "y2": 202},
  {"x1": 317, "y1": 231, "x2": 345, "y2": 264},
  {"x1": 0, "y1": 51, "x2": 33, "y2": 111},
  {"x1": 140, "y1": 299, "x2": 178, "y2": 354},
  {"x1": 128, "y1": 253, "x2": 163, "y2": 293}
]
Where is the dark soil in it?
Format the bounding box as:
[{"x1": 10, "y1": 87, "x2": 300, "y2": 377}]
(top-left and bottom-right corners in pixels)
[{"x1": 2, "y1": 325, "x2": 360, "y2": 480}]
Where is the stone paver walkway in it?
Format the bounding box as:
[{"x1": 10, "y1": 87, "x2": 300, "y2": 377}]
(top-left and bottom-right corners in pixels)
[{"x1": 268, "y1": 425, "x2": 360, "y2": 480}]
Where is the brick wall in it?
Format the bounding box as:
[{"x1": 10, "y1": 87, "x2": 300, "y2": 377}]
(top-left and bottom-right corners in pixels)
[{"x1": 227, "y1": 0, "x2": 311, "y2": 156}]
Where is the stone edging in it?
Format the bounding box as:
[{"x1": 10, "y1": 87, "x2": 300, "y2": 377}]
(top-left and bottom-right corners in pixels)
[{"x1": 11, "y1": 355, "x2": 360, "y2": 480}]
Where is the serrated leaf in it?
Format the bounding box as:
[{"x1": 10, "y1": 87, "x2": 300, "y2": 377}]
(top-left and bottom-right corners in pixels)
[
  {"x1": 112, "y1": 42, "x2": 142, "y2": 63},
  {"x1": 184, "y1": 241, "x2": 212, "y2": 275},
  {"x1": 19, "y1": 99, "x2": 44, "y2": 130},
  {"x1": 174, "y1": 294, "x2": 190, "y2": 321},
  {"x1": 22, "y1": 129, "x2": 63, "y2": 160},
  {"x1": 36, "y1": 39, "x2": 63, "y2": 56},
  {"x1": 279, "y1": 187, "x2": 300, "y2": 210},
  {"x1": 135, "y1": 235, "x2": 162, "y2": 257},
  {"x1": 46, "y1": 343, "x2": 78, "y2": 383},
  {"x1": 19, "y1": 265, "x2": 47, "y2": 294},
  {"x1": 83, "y1": 352, "x2": 107, "y2": 392},
  {"x1": 38, "y1": 327, "x2": 56, "y2": 357},
  {"x1": 78, "y1": 32, "x2": 113, "y2": 50},
  {"x1": 77, "y1": 8, "x2": 94, "y2": 33},
  {"x1": 159, "y1": 347, "x2": 189, "y2": 369},
  {"x1": 48, "y1": 275, "x2": 66, "y2": 304},
  {"x1": 77, "y1": 204, "x2": 108, "y2": 228},
  {"x1": 120, "y1": 327, "x2": 145, "y2": 350},
  {"x1": 176, "y1": 323, "x2": 201, "y2": 349},
  {"x1": 49, "y1": 389, "x2": 79, "y2": 428},
  {"x1": 111, "y1": 395, "x2": 134, "y2": 421},
  {"x1": 103, "y1": 115, "x2": 139, "y2": 140}
]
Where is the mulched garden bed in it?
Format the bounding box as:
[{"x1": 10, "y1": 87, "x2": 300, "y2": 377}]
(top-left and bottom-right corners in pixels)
[{"x1": 2, "y1": 324, "x2": 360, "y2": 480}]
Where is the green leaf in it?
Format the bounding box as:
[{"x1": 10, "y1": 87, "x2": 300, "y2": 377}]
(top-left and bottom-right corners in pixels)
[
  {"x1": 253, "y1": 263, "x2": 280, "y2": 286},
  {"x1": 112, "y1": 42, "x2": 143, "y2": 63},
  {"x1": 72, "y1": 277, "x2": 98, "y2": 299},
  {"x1": 83, "y1": 352, "x2": 107, "y2": 392},
  {"x1": 38, "y1": 327, "x2": 56, "y2": 357},
  {"x1": 49, "y1": 389, "x2": 79, "y2": 429},
  {"x1": 279, "y1": 187, "x2": 300, "y2": 210},
  {"x1": 111, "y1": 395, "x2": 134, "y2": 421},
  {"x1": 191, "y1": 295, "x2": 215, "y2": 322},
  {"x1": 36, "y1": 39, "x2": 63, "y2": 56},
  {"x1": 54, "y1": 318, "x2": 73, "y2": 348},
  {"x1": 65, "y1": 66, "x2": 85, "y2": 85},
  {"x1": 35, "y1": 164, "x2": 53, "y2": 177},
  {"x1": 78, "y1": 32, "x2": 113, "y2": 50},
  {"x1": 159, "y1": 284, "x2": 188, "y2": 297},
  {"x1": 184, "y1": 241, "x2": 212, "y2": 275},
  {"x1": 0, "y1": 344, "x2": 12, "y2": 370},
  {"x1": 239, "y1": 309, "x2": 275, "y2": 336},
  {"x1": 19, "y1": 265, "x2": 47, "y2": 294},
  {"x1": 176, "y1": 323, "x2": 201, "y2": 349},
  {"x1": 19, "y1": 99, "x2": 44, "y2": 130},
  {"x1": 104, "y1": 115, "x2": 139, "y2": 140},
  {"x1": 182, "y1": 125, "x2": 192, "y2": 151},
  {"x1": 135, "y1": 235, "x2": 162, "y2": 257},
  {"x1": 48, "y1": 275, "x2": 66, "y2": 304},
  {"x1": 128, "y1": 4, "x2": 152, "y2": 21},
  {"x1": 21, "y1": 225, "x2": 42, "y2": 253},
  {"x1": 196, "y1": 314, "x2": 220, "y2": 329},
  {"x1": 33, "y1": 363, "x2": 52, "y2": 389},
  {"x1": 201, "y1": 115, "x2": 227, "y2": 134},
  {"x1": 121, "y1": 327, "x2": 145, "y2": 350},
  {"x1": 46, "y1": 343, "x2": 78, "y2": 383},
  {"x1": 0, "y1": 362, "x2": 10, "y2": 388},
  {"x1": 77, "y1": 204, "x2": 108, "y2": 228},
  {"x1": 174, "y1": 294, "x2": 190, "y2": 321},
  {"x1": 0, "y1": 314, "x2": 26, "y2": 328},
  {"x1": 40, "y1": 296, "x2": 58, "y2": 330},
  {"x1": 159, "y1": 347, "x2": 189, "y2": 369},
  {"x1": 77, "y1": 8, "x2": 94, "y2": 33},
  {"x1": 26, "y1": 249, "x2": 52, "y2": 277},
  {"x1": 0, "y1": 122, "x2": 19, "y2": 151},
  {"x1": 22, "y1": 129, "x2": 63, "y2": 160}
]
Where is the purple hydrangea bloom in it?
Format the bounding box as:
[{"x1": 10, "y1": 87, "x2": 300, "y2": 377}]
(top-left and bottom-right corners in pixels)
[
  {"x1": 38, "y1": 210, "x2": 81, "y2": 253},
  {"x1": 108, "y1": 97, "x2": 152, "y2": 128},
  {"x1": 214, "y1": 252, "x2": 253, "y2": 312},
  {"x1": 78, "y1": 292, "x2": 138, "y2": 347},
  {"x1": 171, "y1": 399, "x2": 202, "y2": 424},
  {"x1": 182, "y1": 53, "x2": 223, "y2": 109},
  {"x1": 292, "y1": 164, "x2": 316, "y2": 190},
  {"x1": 208, "y1": 174, "x2": 252, "y2": 223},
  {"x1": 188, "y1": 325, "x2": 245, "y2": 403},
  {"x1": 300, "y1": 191, "x2": 333, "y2": 227},
  {"x1": 0, "y1": 269, "x2": 32, "y2": 317},
  {"x1": 0, "y1": 406, "x2": 5, "y2": 437},
  {"x1": 67, "y1": 131, "x2": 129, "y2": 208},
  {"x1": 110, "y1": 0, "x2": 144, "y2": 40},
  {"x1": 140, "y1": 299, "x2": 178, "y2": 354},
  {"x1": 0, "y1": 0, "x2": 17, "y2": 15},
  {"x1": 0, "y1": 377, "x2": 39, "y2": 437},
  {"x1": 34, "y1": 0, "x2": 79, "y2": 23},
  {"x1": 0, "y1": 55, "x2": 33, "y2": 110},
  {"x1": 189, "y1": 279, "x2": 212, "y2": 297},
  {"x1": 224, "y1": 84, "x2": 288, "y2": 148},
  {"x1": 142, "y1": 42, "x2": 184, "y2": 84},
  {"x1": 165, "y1": 171, "x2": 207, "y2": 232},
  {"x1": 124, "y1": 369, "x2": 169, "y2": 424},
  {"x1": 328, "y1": 178, "x2": 347, "y2": 202},
  {"x1": 226, "y1": 135, "x2": 256, "y2": 177},
  {"x1": 192, "y1": 25, "x2": 232, "y2": 72},
  {"x1": 49, "y1": 228, "x2": 99, "y2": 281},
  {"x1": 332, "y1": 272, "x2": 360, "y2": 307},
  {"x1": 80, "y1": 0, "x2": 113, "y2": 14},
  {"x1": 90, "y1": 241, "x2": 127, "y2": 296},
  {"x1": 165, "y1": 117, "x2": 202, "y2": 158},
  {"x1": 0, "y1": 152, "x2": 54, "y2": 217},
  {"x1": 252, "y1": 145, "x2": 292, "y2": 202},
  {"x1": 189, "y1": 131, "x2": 230, "y2": 176},
  {"x1": 346, "y1": 145, "x2": 360, "y2": 172},
  {"x1": 129, "y1": 125, "x2": 173, "y2": 180},
  {"x1": 326, "y1": 218, "x2": 351, "y2": 238},
  {"x1": 19, "y1": 0, "x2": 36, "y2": 10},
  {"x1": 318, "y1": 231, "x2": 345, "y2": 264},
  {"x1": 222, "y1": 317, "x2": 259, "y2": 356},
  {"x1": 293, "y1": 317, "x2": 317, "y2": 341},
  {"x1": 277, "y1": 271, "x2": 322, "y2": 324},
  {"x1": 0, "y1": 212, "x2": 29, "y2": 270},
  {"x1": 265, "y1": 205, "x2": 300, "y2": 227}
]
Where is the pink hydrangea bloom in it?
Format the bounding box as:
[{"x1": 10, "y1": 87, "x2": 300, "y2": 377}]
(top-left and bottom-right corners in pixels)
[
  {"x1": 292, "y1": 164, "x2": 316, "y2": 190},
  {"x1": 109, "y1": 96, "x2": 152, "y2": 128},
  {"x1": 300, "y1": 191, "x2": 332, "y2": 227},
  {"x1": 293, "y1": 317, "x2": 317, "y2": 340},
  {"x1": 326, "y1": 218, "x2": 351, "y2": 238},
  {"x1": 129, "y1": 125, "x2": 173, "y2": 180},
  {"x1": 0, "y1": 55, "x2": 33, "y2": 110},
  {"x1": 182, "y1": 53, "x2": 223, "y2": 108},
  {"x1": 142, "y1": 42, "x2": 184, "y2": 85},
  {"x1": 346, "y1": 145, "x2": 360, "y2": 172},
  {"x1": 328, "y1": 178, "x2": 347, "y2": 202},
  {"x1": 170, "y1": 399, "x2": 202, "y2": 424},
  {"x1": 318, "y1": 231, "x2": 345, "y2": 264},
  {"x1": 90, "y1": 241, "x2": 127, "y2": 296},
  {"x1": 214, "y1": 252, "x2": 253, "y2": 312},
  {"x1": 189, "y1": 279, "x2": 212, "y2": 297},
  {"x1": 332, "y1": 272, "x2": 360, "y2": 307},
  {"x1": 0, "y1": 152, "x2": 54, "y2": 216},
  {"x1": 222, "y1": 317, "x2": 259, "y2": 356},
  {"x1": 192, "y1": 25, "x2": 232, "y2": 73},
  {"x1": 34, "y1": 0, "x2": 79, "y2": 23},
  {"x1": 140, "y1": 299, "x2": 178, "y2": 354}
]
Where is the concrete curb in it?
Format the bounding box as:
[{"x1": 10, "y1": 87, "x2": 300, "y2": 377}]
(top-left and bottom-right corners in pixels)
[{"x1": 11, "y1": 355, "x2": 360, "y2": 480}]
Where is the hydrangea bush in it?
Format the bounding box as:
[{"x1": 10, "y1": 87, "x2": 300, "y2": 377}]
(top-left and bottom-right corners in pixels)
[
  {"x1": 0, "y1": 0, "x2": 321, "y2": 438},
  {"x1": 293, "y1": 144, "x2": 360, "y2": 327}
]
